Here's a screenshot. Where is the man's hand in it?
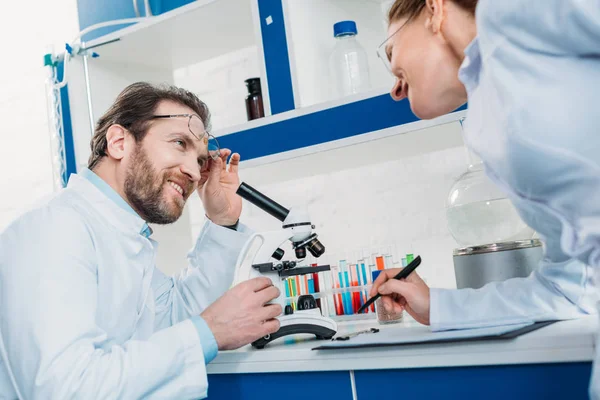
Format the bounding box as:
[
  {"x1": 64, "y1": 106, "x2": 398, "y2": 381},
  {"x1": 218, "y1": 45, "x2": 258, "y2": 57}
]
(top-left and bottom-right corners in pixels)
[
  {"x1": 201, "y1": 277, "x2": 282, "y2": 350},
  {"x1": 197, "y1": 149, "x2": 242, "y2": 226},
  {"x1": 369, "y1": 268, "x2": 431, "y2": 325}
]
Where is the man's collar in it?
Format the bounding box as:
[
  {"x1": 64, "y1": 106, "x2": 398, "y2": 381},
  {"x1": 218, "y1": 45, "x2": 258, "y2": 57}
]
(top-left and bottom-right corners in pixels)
[{"x1": 77, "y1": 168, "x2": 153, "y2": 238}]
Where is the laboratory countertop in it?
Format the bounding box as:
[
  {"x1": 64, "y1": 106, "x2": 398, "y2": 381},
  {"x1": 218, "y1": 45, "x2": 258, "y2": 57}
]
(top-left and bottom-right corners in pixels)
[{"x1": 206, "y1": 316, "x2": 598, "y2": 374}]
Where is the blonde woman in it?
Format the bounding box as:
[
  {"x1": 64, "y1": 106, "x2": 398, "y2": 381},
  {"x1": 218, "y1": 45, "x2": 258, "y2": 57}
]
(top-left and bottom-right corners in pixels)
[{"x1": 370, "y1": 0, "x2": 600, "y2": 396}]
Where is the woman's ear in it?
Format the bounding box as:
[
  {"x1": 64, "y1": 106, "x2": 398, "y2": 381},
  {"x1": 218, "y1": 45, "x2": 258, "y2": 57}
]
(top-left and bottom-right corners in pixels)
[
  {"x1": 425, "y1": 0, "x2": 446, "y2": 34},
  {"x1": 105, "y1": 125, "x2": 127, "y2": 161}
]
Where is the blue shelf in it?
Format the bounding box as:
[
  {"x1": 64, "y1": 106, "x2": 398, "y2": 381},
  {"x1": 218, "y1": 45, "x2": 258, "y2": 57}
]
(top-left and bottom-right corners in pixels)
[{"x1": 218, "y1": 93, "x2": 467, "y2": 161}]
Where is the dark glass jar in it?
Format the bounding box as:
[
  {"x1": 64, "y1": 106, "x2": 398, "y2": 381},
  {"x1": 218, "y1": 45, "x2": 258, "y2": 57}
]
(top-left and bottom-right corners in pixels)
[{"x1": 245, "y1": 77, "x2": 265, "y2": 121}]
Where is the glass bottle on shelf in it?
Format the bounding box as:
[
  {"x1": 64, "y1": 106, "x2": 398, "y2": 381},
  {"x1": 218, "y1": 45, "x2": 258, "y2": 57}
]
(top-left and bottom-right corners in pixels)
[
  {"x1": 328, "y1": 20, "x2": 371, "y2": 99},
  {"x1": 244, "y1": 77, "x2": 265, "y2": 121}
]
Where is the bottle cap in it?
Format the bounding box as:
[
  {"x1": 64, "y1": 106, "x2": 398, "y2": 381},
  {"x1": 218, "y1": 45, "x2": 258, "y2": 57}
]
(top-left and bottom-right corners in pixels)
[
  {"x1": 333, "y1": 20, "x2": 357, "y2": 37},
  {"x1": 245, "y1": 77, "x2": 261, "y2": 95}
]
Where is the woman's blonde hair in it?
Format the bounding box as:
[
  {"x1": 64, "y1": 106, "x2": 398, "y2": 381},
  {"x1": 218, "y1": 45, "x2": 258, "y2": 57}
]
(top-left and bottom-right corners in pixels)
[{"x1": 388, "y1": 0, "x2": 478, "y2": 23}]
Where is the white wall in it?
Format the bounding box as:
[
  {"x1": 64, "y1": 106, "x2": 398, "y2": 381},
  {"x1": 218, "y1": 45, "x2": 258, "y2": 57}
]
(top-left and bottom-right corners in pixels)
[{"x1": 0, "y1": 0, "x2": 80, "y2": 232}]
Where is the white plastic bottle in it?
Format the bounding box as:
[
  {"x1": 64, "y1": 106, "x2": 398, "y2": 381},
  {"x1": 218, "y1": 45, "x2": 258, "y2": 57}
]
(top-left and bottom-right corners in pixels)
[{"x1": 329, "y1": 20, "x2": 371, "y2": 99}]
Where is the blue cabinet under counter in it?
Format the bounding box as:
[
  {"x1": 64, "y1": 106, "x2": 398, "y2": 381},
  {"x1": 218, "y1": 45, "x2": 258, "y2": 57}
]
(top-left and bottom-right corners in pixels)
[
  {"x1": 354, "y1": 363, "x2": 592, "y2": 400},
  {"x1": 207, "y1": 371, "x2": 353, "y2": 400},
  {"x1": 206, "y1": 317, "x2": 597, "y2": 400}
]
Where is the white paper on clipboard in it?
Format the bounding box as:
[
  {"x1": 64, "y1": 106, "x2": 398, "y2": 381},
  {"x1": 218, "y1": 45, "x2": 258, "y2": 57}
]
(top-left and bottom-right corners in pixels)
[{"x1": 312, "y1": 321, "x2": 555, "y2": 350}]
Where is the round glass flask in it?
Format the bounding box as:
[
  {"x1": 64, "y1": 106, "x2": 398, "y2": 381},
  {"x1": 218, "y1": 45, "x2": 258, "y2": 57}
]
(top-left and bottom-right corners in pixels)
[{"x1": 445, "y1": 119, "x2": 535, "y2": 247}]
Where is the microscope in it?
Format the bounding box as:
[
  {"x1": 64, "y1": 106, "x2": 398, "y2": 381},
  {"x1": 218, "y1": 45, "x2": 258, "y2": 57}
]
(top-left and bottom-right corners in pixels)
[{"x1": 234, "y1": 182, "x2": 337, "y2": 349}]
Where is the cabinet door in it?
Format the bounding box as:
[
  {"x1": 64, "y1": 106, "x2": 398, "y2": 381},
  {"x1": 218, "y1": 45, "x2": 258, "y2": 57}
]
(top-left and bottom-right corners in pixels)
[
  {"x1": 207, "y1": 371, "x2": 353, "y2": 400},
  {"x1": 354, "y1": 363, "x2": 592, "y2": 400}
]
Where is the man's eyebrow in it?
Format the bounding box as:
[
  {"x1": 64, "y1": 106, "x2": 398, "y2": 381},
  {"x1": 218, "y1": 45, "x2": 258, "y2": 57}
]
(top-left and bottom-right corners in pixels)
[
  {"x1": 167, "y1": 132, "x2": 209, "y2": 165},
  {"x1": 167, "y1": 131, "x2": 196, "y2": 145}
]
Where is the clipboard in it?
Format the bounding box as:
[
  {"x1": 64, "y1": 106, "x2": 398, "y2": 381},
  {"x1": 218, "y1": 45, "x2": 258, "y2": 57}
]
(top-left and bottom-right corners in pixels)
[{"x1": 312, "y1": 320, "x2": 556, "y2": 350}]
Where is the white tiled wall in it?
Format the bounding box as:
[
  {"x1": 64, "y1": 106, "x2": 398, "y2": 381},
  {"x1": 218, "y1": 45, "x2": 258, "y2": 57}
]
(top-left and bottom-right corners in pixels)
[
  {"x1": 187, "y1": 144, "x2": 468, "y2": 289},
  {"x1": 0, "y1": 0, "x2": 79, "y2": 231}
]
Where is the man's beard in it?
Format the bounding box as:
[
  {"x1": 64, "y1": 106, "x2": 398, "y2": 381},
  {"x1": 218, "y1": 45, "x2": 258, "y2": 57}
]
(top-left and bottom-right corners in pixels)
[{"x1": 124, "y1": 146, "x2": 189, "y2": 224}]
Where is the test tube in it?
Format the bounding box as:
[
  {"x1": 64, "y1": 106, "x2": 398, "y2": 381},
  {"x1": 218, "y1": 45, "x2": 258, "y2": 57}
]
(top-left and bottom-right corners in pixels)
[
  {"x1": 343, "y1": 269, "x2": 352, "y2": 315},
  {"x1": 384, "y1": 254, "x2": 394, "y2": 269},
  {"x1": 361, "y1": 259, "x2": 370, "y2": 308},
  {"x1": 368, "y1": 265, "x2": 377, "y2": 312},
  {"x1": 344, "y1": 259, "x2": 355, "y2": 314},
  {"x1": 355, "y1": 262, "x2": 366, "y2": 310},
  {"x1": 285, "y1": 278, "x2": 290, "y2": 298},
  {"x1": 349, "y1": 263, "x2": 360, "y2": 313},
  {"x1": 332, "y1": 266, "x2": 343, "y2": 316},
  {"x1": 284, "y1": 278, "x2": 290, "y2": 309},
  {"x1": 391, "y1": 244, "x2": 400, "y2": 264},
  {"x1": 376, "y1": 256, "x2": 385, "y2": 271},
  {"x1": 371, "y1": 252, "x2": 379, "y2": 270},
  {"x1": 338, "y1": 260, "x2": 350, "y2": 315},
  {"x1": 382, "y1": 246, "x2": 393, "y2": 258},
  {"x1": 312, "y1": 263, "x2": 321, "y2": 310},
  {"x1": 322, "y1": 269, "x2": 334, "y2": 317}
]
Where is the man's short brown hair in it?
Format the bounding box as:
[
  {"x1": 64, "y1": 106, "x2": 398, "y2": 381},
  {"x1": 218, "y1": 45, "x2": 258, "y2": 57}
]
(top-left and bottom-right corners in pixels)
[{"x1": 88, "y1": 82, "x2": 211, "y2": 170}]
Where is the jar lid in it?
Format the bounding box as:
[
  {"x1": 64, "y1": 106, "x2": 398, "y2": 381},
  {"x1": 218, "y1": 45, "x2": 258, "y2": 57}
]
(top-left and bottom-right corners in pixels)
[{"x1": 453, "y1": 239, "x2": 542, "y2": 256}]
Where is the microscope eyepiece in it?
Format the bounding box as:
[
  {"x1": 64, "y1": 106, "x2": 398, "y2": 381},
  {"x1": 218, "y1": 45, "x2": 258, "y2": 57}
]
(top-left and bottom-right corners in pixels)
[{"x1": 236, "y1": 182, "x2": 289, "y2": 222}]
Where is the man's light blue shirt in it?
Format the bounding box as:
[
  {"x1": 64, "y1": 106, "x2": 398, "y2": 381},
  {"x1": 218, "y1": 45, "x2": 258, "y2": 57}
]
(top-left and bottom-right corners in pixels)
[
  {"x1": 80, "y1": 168, "x2": 217, "y2": 363},
  {"x1": 0, "y1": 170, "x2": 250, "y2": 398}
]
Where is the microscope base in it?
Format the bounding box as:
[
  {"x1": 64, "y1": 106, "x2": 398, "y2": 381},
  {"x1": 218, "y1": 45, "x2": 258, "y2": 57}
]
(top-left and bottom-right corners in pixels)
[{"x1": 251, "y1": 311, "x2": 337, "y2": 349}]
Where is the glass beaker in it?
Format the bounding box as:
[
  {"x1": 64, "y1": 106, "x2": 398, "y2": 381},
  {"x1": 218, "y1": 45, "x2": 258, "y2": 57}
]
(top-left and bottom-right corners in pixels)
[{"x1": 372, "y1": 270, "x2": 403, "y2": 325}]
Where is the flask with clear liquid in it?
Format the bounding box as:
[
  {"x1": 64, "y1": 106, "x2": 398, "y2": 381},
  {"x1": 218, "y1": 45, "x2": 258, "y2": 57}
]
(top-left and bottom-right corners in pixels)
[
  {"x1": 446, "y1": 120, "x2": 534, "y2": 247},
  {"x1": 329, "y1": 20, "x2": 371, "y2": 99}
]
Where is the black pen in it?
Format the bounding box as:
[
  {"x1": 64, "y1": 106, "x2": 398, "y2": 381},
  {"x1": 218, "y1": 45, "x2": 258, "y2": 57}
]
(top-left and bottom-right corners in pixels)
[{"x1": 357, "y1": 255, "x2": 422, "y2": 314}]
